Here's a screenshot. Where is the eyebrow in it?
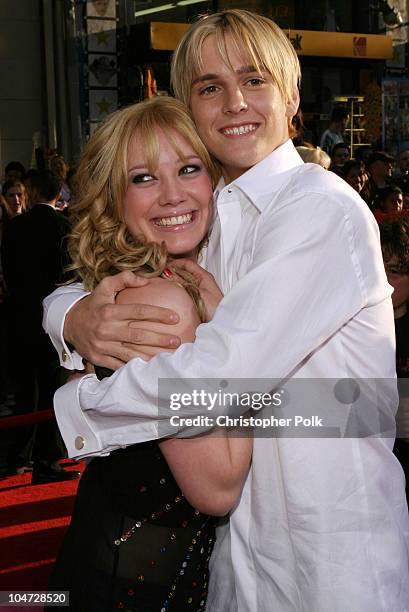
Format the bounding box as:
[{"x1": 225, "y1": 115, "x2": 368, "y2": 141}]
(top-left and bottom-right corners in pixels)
[
  {"x1": 128, "y1": 155, "x2": 201, "y2": 173},
  {"x1": 191, "y1": 65, "x2": 262, "y2": 86}
]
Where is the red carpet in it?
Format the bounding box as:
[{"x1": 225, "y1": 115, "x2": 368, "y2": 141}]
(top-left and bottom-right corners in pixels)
[{"x1": 0, "y1": 461, "x2": 83, "y2": 593}]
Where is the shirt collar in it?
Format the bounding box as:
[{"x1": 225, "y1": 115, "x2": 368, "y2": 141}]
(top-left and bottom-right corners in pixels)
[{"x1": 215, "y1": 139, "x2": 304, "y2": 212}]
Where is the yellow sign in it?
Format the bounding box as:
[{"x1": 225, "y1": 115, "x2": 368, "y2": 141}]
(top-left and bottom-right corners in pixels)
[{"x1": 150, "y1": 22, "x2": 393, "y2": 60}]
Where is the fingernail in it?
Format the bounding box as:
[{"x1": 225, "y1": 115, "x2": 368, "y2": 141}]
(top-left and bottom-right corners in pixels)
[
  {"x1": 169, "y1": 313, "x2": 179, "y2": 323},
  {"x1": 169, "y1": 337, "x2": 181, "y2": 347},
  {"x1": 163, "y1": 268, "x2": 173, "y2": 278}
]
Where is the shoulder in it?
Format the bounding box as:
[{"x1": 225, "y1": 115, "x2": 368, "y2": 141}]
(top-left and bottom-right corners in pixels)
[
  {"x1": 117, "y1": 277, "x2": 195, "y2": 312},
  {"x1": 116, "y1": 277, "x2": 201, "y2": 345}
]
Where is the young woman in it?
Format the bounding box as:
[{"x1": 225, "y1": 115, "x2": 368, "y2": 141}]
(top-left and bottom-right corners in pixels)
[
  {"x1": 50, "y1": 97, "x2": 252, "y2": 612},
  {"x1": 1, "y1": 179, "x2": 27, "y2": 219}
]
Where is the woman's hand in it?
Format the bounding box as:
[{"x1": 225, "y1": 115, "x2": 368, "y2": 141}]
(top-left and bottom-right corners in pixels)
[
  {"x1": 63, "y1": 271, "x2": 182, "y2": 370},
  {"x1": 169, "y1": 259, "x2": 223, "y2": 321}
]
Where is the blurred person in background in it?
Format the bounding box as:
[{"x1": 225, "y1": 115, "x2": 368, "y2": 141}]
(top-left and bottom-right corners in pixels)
[
  {"x1": 296, "y1": 145, "x2": 330, "y2": 169},
  {"x1": 50, "y1": 155, "x2": 71, "y2": 210},
  {"x1": 366, "y1": 151, "x2": 394, "y2": 205},
  {"x1": 380, "y1": 218, "x2": 409, "y2": 504},
  {"x1": 339, "y1": 159, "x2": 369, "y2": 201},
  {"x1": 1, "y1": 179, "x2": 28, "y2": 219},
  {"x1": 1, "y1": 170, "x2": 79, "y2": 482},
  {"x1": 319, "y1": 106, "x2": 349, "y2": 154},
  {"x1": 329, "y1": 142, "x2": 350, "y2": 172},
  {"x1": 0, "y1": 180, "x2": 28, "y2": 414},
  {"x1": 3, "y1": 160, "x2": 26, "y2": 183},
  {"x1": 373, "y1": 185, "x2": 404, "y2": 224}
]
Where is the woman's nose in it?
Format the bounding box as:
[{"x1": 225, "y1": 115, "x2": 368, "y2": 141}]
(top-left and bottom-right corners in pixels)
[{"x1": 158, "y1": 178, "x2": 186, "y2": 206}]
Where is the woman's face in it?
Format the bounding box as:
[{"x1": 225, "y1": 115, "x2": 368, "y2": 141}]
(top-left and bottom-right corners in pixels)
[
  {"x1": 123, "y1": 127, "x2": 213, "y2": 259},
  {"x1": 382, "y1": 192, "x2": 403, "y2": 213},
  {"x1": 5, "y1": 184, "x2": 25, "y2": 215}
]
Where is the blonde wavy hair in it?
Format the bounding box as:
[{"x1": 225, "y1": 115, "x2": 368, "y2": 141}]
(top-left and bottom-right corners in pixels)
[
  {"x1": 171, "y1": 9, "x2": 301, "y2": 135},
  {"x1": 68, "y1": 97, "x2": 219, "y2": 322}
]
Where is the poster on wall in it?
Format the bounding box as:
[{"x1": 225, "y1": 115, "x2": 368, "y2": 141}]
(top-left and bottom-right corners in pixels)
[
  {"x1": 86, "y1": 0, "x2": 116, "y2": 19},
  {"x1": 383, "y1": 79, "x2": 409, "y2": 154},
  {"x1": 89, "y1": 89, "x2": 118, "y2": 121}
]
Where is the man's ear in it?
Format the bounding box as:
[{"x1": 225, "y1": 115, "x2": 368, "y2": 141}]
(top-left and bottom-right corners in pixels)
[{"x1": 285, "y1": 88, "x2": 300, "y2": 118}]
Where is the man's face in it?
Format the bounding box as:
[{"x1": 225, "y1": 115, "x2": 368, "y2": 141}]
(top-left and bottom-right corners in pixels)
[
  {"x1": 372, "y1": 159, "x2": 393, "y2": 180},
  {"x1": 399, "y1": 150, "x2": 409, "y2": 173},
  {"x1": 189, "y1": 35, "x2": 299, "y2": 184}
]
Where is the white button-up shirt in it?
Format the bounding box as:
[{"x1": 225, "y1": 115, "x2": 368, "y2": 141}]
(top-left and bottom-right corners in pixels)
[{"x1": 44, "y1": 140, "x2": 409, "y2": 611}]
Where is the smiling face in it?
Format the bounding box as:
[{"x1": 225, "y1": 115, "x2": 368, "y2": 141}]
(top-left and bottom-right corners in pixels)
[
  {"x1": 123, "y1": 127, "x2": 213, "y2": 260},
  {"x1": 189, "y1": 34, "x2": 299, "y2": 184}
]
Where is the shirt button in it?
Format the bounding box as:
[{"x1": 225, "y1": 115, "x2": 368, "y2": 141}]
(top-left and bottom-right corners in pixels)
[
  {"x1": 62, "y1": 350, "x2": 69, "y2": 362},
  {"x1": 75, "y1": 436, "x2": 85, "y2": 450}
]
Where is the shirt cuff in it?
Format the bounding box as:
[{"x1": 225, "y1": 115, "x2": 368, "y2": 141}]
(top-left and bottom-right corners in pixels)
[
  {"x1": 54, "y1": 375, "x2": 109, "y2": 458},
  {"x1": 44, "y1": 290, "x2": 90, "y2": 370}
]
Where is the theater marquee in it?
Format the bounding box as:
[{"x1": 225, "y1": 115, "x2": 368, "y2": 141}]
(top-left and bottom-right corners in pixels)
[{"x1": 150, "y1": 22, "x2": 393, "y2": 60}]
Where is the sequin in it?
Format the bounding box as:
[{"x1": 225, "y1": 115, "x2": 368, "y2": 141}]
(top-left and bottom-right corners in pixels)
[
  {"x1": 127, "y1": 589, "x2": 135, "y2": 596},
  {"x1": 139, "y1": 485, "x2": 147, "y2": 493},
  {"x1": 182, "y1": 561, "x2": 187, "y2": 567},
  {"x1": 159, "y1": 478, "x2": 166, "y2": 484},
  {"x1": 117, "y1": 603, "x2": 124, "y2": 609},
  {"x1": 137, "y1": 575, "x2": 145, "y2": 582},
  {"x1": 200, "y1": 547, "x2": 204, "y2": 554},
  {"x1": 180, "y1": 569, "x2": 185, "y2": 575},
  {"x1": 175, "y1": 496, "x2": 181, "y2": 502},
  {"x1": 160, "y1": 547, "x2": 167, "y2": 553},
  {"x1": 135, "y1": 521, "x2": 142, "y2": 528},
  {"x1": 165, "y1": 503, "x2": 172, "y2": 510},
  {"x1": 170, "y1": 533, "x2": 176, "y2": 540},
  {"x1": 114, "y1": 539, "x2": 121, "y2": 546},
  {"x1": 188, "y1": 597, "x2": 193, "y2": 604},
  {"x1": 192, "y1": 539, "x2": 197, "y2": 544},
  {"x1": 181, "y1": 521, "x2": 188, "y2": 527},
  {"x1": 150, "y1": 560, "x2": 157, "y2": 567}
]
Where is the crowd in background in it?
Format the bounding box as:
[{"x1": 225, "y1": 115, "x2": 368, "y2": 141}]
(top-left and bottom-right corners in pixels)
[{"x1": 0, "y1": 108, "x2": 408, "y2": 494}]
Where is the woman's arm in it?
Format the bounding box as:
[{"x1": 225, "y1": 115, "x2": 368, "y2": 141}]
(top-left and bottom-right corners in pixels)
[
  {"x1": 116, "y1": 278, "x2": 252, "y2": 516},
  {"x1": 159, "y1": 430, "x2": 252, "y2": 516}
]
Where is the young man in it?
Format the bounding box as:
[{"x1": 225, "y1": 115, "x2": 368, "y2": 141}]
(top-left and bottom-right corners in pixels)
[{"x1": 44, "y1": 10, "x2": 408, "y2": 611}]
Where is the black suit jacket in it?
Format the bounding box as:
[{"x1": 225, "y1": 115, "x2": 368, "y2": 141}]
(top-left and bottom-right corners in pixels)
[{"x1": 1, "y1": 204, "x2": 71, "y2": 332}]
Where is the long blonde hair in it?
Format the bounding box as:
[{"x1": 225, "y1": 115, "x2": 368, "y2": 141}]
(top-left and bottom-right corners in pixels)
[{"x1": 68, "y1": 97, "x2": 219, "y2": 315}]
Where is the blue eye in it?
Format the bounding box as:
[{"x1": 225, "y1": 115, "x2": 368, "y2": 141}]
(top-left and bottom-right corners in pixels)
[
  {"x1": 180, "y1": 164, "x2": 201, "y2": 175},
  {"x1": 131, "y1": 174, "x2": 154, "y2": 184}
]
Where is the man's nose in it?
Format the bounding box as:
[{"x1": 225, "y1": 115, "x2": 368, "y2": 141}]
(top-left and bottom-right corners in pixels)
[{"x1": 223, "y1": 86, "x2": 248, "y2": 114}]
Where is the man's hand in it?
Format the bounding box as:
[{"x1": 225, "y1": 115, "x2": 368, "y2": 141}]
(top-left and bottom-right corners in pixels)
[
  {"x1": 64, "y1": 271, "x2": 181, "y2": 370},
  {"x1": 169, "y1": 259, "x2": 223, "y2": 320}
]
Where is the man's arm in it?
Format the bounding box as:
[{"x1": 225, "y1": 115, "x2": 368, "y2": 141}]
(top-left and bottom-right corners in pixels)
[
  {"x1": 43, "y1": 271, "x2": 182, "y2": 370},
  {"x1": 54, "y1": 190, "x2": 389, "y2": 459}
]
